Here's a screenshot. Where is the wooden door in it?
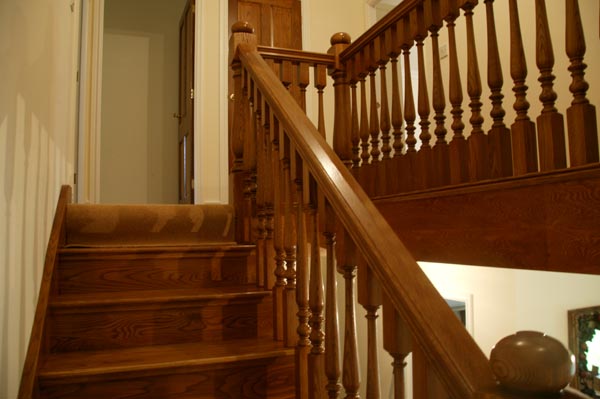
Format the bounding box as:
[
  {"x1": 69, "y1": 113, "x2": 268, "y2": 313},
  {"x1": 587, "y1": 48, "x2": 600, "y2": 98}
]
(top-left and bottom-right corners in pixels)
[
  {"x1": 178, "y1": 0, "x2": 195, "y2": 204},
  {"x1": 229, "y1": 0, "x2": 302, "y2": 49}
]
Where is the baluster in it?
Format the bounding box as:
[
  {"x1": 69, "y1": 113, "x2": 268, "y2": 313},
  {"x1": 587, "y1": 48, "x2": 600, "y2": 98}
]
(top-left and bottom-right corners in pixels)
[
  {"x1": 294, "y1": 149, "x2": 310, "y2": 399},
  {"x1": 281, "y1": 59, "x2": 293, "y2": 91},
  {"x1": 358, "y1": 256, "x2": 382, "y2": 399},
  {"x1": 314, "y1": 64, "x2": 328, "y2": 138},
  {"x1": 462, "y1": 0, "x2": 489, "y2": 182},
  {"x1": 230, "y1": 55, "x2": 245, "y2": 243},
  {"x1": 255, "y1": 90, "x2": 266, "y2": 288},
  {"x1": 485, "y1": 0, "x2": 513, "y2": 178},
  {"x1": 425, "y1": 0, "x2": 450, "y2": 187},
  {"x1": 402, "y1": 16, "x2": 418, "y2": 191},
  {"x1": 565, "y1": 0, "x2": 599, "y2": 166},
  {"x1": 369, "y1": 40, "x2": 381, "y2": 166},
  {"x1": 388, "y1": 22, "x2": 405, "y2": 194},
  {"x1": 349, "y1": 58, "x2": 361, "y2": 169},
  {"x1": 263, "y1": 104, "x2": 276, "y2": 290},
  {"x1": 324, "y1": 207, "x2": 341, "y2": 399},
  {"x1": 382, "y1": 297, "x2": 412, "y2": 399},
  {"x1": 271, "y1": 116, "x2": 286, "y2": 341},
  {"x1": 308, "y1": 176, "x2": 326, "y2": 399},
  {"x1": 413, "y1": 5, "x2": 434, "y2": 189},
  {"x1": 379, "y1": 34, "x2": 392, "y2": 161},
  {"x1": 535, "y1": 0, "x2": 566, "y2": 171},
  {"x1": 359, "y1": 48, "x2": 371, "y2": 166},
  {"x1": 244, "y1": 78, "x2": 258, "y2": 244},
  {"x1": 443, "y1": 1, "x2": 469, "y2": 184},
  {"x1": 281, "y1": 133, "x2": 298, "y2": 348},
  {"x1": 509, "y1": 0, "x2": 538, "y2": 175},
  {"x1": 337, "y1": 231, "x2": 360, "y2": 398},
  {"x1": 298, "y1": 62, "x2": 310, "y2": 112}
]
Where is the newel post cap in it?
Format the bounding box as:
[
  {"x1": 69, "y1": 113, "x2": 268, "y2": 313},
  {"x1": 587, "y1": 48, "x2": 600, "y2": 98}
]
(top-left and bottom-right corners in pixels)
[
  {"x1": 489, "y1": 331, "x2": 576, "y2": 395},
  {"x1": 229, "y1": 21, "x2": 257, "y2": 65}
]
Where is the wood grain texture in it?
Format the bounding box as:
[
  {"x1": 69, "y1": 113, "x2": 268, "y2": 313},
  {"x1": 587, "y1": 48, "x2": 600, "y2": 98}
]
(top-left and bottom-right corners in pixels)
[
  {"x1": 39, "y1": 340, "x2": 295, "y2": 399},
  {"x1": 57, "y1": 246, "x2": 256, "y2": 294},
  {"x1": 49, "y1": 289, "x2": 273, "y2": 352},
  {"x1": 375, "y1": 166, "x2": 600, "y2": 274}
]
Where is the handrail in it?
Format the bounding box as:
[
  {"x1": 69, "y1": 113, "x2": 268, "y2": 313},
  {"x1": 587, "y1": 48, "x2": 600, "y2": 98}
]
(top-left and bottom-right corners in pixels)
[
  {"x1": 18, "y1": 185, "x2": 72, "y2": 398},
  {"x1": 234, "y1": 38, "x2": 496, "y2": 399},
  {"x1": 231, "y1": 23, "x2": 590, "y2": 398}
]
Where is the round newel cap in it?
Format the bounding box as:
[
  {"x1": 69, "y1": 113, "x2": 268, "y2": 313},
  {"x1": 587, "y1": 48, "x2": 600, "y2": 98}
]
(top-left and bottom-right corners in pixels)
[
  {"x1": 489, "y1": 331, "x2": 575, "y2": 395},
  {"x1": 232, "y1": 21, "x2": 254, "y2": 34},
  {"x1": 330, "y1": 32, "x2": 351, "y2": 46}
]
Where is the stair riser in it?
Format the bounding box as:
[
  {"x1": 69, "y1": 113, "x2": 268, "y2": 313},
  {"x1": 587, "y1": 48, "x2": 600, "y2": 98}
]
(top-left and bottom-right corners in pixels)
[
  {"x1": 39, "y1": 355, "x2": 295, "y2": 399},
  {"x1": 58, "y1": 251, "x2": 256, "y2": 294},
  {"x1": 48, "y1": 297, "x2": 273, "y2": 352}
]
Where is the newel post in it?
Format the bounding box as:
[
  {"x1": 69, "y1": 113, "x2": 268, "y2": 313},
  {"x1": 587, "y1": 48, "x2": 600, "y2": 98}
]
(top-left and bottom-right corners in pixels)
[
  {"x1": 229, "y1": 22, "x2": 257, "y2": 243},
  {"x1": 328, "y1": 33, "x2": 353, "y2": 167}
]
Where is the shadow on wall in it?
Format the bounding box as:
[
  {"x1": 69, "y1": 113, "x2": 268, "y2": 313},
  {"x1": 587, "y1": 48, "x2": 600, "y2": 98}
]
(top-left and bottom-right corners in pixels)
[{"x1": 0, "y1": 1, "x2": 76, "y2": 397}]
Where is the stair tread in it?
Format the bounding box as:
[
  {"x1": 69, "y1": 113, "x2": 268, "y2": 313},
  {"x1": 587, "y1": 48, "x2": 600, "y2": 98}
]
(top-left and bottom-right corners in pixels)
[
  {"x1": 39, "y1": 338, "x2": 293, "y2": 380},
  {"x1": 59, "y1": 243, "x2": 255, "y2": 253},
  {"x1": 51, "y1": 286, "x2": 270, "y2": 308}
]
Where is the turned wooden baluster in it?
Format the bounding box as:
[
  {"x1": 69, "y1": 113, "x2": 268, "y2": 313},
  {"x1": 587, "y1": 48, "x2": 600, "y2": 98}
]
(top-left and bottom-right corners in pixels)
[
  {"x1": 412, "y1": 342, "x2": 448, "y2": 398},
  {"x1": 281, "y1": 133, "x2": 298, "y2": 348},
  {"x1": 308, "y1": 176, "x2": 326, "y2": 399},
  {"x1": 230, "y1": 47, "x2": 246, "y2": 243},
  {"x1": 298, "y1": 62, "x2": 310, "y2": 112},
  {"x1": 382, "y1": 297, "x2": 412, "y2": 399},
  {"x1": 425, "y1": 0, "x2": 450, "y2": 187},
  {"x1": 271, "y1": 116, "x2": 286, "y2": 341},
  {"x1": 485, "y1": 0, "x2": 513, "y2": 178},
  {"x1": 535, "y1": 0, "x2": 566, "y2": 171},
  {"x1": 358, "y1": 256, "x2": 382, "y2": 399},
  {"x1": 390, "y1": 21, "x2": 407, "y2": 193},
  {"x1": 378, "y1": 34, "x2": 392, "y2": 162},
  {"x1": 359, "y1": 48, "x2": 371, "y2": 167},
  {"x1": 565, "y1": 0, "x2": 599, "y2": 166},
  {"x1": 337, "y1": 231, "x2": 360, "y2": 398},
  {"x1": 349, "y1": 58, "x2": 362, "y2": 169},
  {"x1": 324, "y1": 206, "x2": 341, "y2": 399},
  {"x1": 509, "y1": 0, "x2": 538, "y2": 175},
  {"x1": 369, "y1": 40, "x2": 382, "y2": 168},
  {"x1": 412, "y1": 5, "x2": 434, "y2": 190},
  {"x1": 255, "y1": 90, "x2": 266, "y2": 288},
  {"x1": 315, "y1": 64, "x2": 328, "y2": 138},
  {"x1": 281, "y1": 59, "x2": 293, "y2": 92},
  {"x1": 263, "y1": 105, "x2": 276, "y2": 291},
  {"x1": 244, "y1": 78, "x2": 258, "y2": 244},
  {"x1": 402, "y1": 16, "x2": 418, "y2": 191},
  {"x1": 462, "y1": 0, "x2": 489, "y2": 182},
  {"x1": 294, "y1": 148, "x2": 310, "y2": 399},
  {"x1": 443, "y1": 0, "x2": 469, "y2": 184}
]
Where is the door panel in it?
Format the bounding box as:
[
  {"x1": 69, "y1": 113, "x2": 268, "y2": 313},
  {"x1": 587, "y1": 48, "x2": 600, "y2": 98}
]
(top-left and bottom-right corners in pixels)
[{"x1": 178, "y1": 0, "x2": 195, "y2": 204}]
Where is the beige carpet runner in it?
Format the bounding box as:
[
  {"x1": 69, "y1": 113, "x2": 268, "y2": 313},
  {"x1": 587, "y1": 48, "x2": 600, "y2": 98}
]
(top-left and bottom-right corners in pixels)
[{"x1": 65, "y1": 204, "x2": 234, "y2": 247}]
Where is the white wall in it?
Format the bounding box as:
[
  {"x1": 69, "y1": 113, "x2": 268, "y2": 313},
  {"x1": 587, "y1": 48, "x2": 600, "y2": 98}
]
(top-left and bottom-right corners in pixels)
[
  {"x1": 100, "y1": 0, "x2": 185, "y2": 204},
  {"x1": 0, "y1": 0, "x2": 79, "y2": 397}
]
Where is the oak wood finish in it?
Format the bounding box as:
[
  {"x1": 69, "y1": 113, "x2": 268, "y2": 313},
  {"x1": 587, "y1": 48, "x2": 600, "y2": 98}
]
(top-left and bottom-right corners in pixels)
[
  {"x1": 19, "y1": 185, "x2": 72, "y2": 399},
  {"x1": 375, "y1": 165, "x2": 600, "y2": 274}
]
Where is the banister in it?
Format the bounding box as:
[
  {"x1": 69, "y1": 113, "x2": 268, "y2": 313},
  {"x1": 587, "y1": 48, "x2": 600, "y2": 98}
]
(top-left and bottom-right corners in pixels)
[{"x1": 234, "y1": 39, "x2": 497, "y2": 398}]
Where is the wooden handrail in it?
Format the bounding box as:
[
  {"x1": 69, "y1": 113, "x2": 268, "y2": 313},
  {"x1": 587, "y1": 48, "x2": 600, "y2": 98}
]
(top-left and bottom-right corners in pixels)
[
  {"x1": 18, "y1": 185, "x2": 72, "y2": 398},
  {"x1": 231, "y1": 23, "x2": 591, "y2": 399},
  {"x1": 234, "y1": 39, "x2": 496, "y2": 398}
]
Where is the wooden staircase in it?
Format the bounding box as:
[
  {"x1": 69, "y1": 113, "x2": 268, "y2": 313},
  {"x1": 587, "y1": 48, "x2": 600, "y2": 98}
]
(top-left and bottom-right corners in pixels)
[{"x1": 21, "y1": 194, "x2": 295, "y2": 398}]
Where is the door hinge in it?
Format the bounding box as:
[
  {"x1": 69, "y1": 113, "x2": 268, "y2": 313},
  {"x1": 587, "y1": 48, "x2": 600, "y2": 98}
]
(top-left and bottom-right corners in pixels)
[{"x1": 190, "y1": 88, "x2": 194, "y2": 100}]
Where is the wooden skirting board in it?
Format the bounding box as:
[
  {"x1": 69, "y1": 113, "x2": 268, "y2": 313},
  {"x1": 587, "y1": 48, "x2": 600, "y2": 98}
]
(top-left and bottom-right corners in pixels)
[{"x1": 374, "y1": 164, "x2": 600, "y2": 275}]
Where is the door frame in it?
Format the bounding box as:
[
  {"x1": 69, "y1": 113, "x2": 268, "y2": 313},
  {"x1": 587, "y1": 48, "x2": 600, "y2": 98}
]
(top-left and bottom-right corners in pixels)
[{"x1": 77, "y1": 0, "x2": 231, "y2": 204}]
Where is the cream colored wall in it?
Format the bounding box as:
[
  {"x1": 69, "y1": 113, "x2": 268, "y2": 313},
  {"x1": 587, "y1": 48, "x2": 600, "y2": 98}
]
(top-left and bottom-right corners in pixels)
[
  {"x1": 100, "y1": 0, "x2": 184, "y2": 204},
  {"x1": 0, "y1": 0, "x2": 79, "y2": 397}
]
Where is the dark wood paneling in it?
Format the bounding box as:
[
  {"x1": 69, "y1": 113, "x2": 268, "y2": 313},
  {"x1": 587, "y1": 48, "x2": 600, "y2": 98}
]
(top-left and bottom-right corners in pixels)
[{"x1": 375, "y1": 166, "x2": 600, "y2": 274}]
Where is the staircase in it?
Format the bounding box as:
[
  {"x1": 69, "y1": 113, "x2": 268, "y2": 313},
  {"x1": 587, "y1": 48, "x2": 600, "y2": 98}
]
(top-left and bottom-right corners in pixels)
[{"x1": 25, "y1": 199, "x2": 295, "y2": 398}]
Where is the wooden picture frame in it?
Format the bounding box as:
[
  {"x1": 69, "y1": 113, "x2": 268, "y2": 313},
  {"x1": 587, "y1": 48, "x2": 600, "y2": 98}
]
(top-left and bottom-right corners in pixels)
[{"x1": 568, "y1": 305, "x2": 600, "y2": 397}]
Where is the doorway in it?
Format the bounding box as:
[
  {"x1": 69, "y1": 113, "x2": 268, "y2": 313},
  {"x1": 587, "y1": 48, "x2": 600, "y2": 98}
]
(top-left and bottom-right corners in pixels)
[{"x1": 96, "y1": 0, "x2": 187, "y2": 204}]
